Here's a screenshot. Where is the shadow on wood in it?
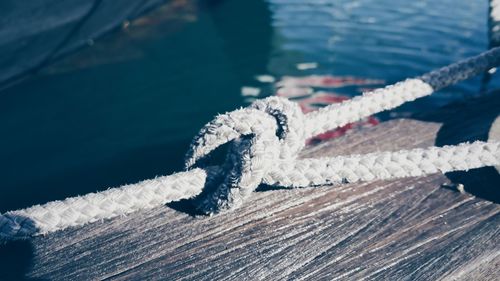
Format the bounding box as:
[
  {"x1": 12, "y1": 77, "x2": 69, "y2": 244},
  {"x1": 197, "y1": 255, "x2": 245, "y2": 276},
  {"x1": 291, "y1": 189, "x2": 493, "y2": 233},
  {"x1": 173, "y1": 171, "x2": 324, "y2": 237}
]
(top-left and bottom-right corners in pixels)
[
  {"x1": 414, "y1": 91, "x2": 500, "y2": 203},
  {"x1": 0, "y1": 240, "x2": 46, "y2": 281}
]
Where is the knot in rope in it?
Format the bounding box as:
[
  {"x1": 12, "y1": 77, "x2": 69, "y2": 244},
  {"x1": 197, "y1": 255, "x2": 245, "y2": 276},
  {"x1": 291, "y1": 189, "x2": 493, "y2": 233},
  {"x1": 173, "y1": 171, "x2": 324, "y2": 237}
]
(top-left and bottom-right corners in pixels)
[
  {"x1": 185, "y1": 96, "x2": 306, "y2": 214},
  {"x1": 2, "y1": 47, "x2": 500, "y2": 240}
]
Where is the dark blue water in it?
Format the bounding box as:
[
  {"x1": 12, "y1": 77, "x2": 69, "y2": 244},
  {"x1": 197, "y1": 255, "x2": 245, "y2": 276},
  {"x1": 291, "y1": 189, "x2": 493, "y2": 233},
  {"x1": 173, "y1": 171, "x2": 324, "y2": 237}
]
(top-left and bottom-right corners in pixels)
[{"x1": 0, "y1": 0, "x2": 497, "y2": 212}]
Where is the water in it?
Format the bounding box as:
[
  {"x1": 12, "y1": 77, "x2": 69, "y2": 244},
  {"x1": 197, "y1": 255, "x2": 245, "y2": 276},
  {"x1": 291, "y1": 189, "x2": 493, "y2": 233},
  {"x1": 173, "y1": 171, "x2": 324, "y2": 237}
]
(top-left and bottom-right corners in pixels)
[{"x1": 0, "y1": 0, "x2": 497, "y2": 212}]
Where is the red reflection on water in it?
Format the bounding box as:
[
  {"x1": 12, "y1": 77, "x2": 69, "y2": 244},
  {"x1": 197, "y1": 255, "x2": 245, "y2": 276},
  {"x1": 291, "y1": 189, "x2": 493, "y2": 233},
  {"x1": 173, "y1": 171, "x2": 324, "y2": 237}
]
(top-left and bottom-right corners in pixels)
[{"x1": 277, "y1": 75, "x2": 384, "y2": 88}]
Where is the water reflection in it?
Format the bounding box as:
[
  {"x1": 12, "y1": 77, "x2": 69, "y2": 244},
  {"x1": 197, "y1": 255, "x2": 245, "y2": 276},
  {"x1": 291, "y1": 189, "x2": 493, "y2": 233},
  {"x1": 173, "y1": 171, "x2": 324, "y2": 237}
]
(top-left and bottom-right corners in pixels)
[
  {"x1": 265, "y1": 0, "x2": 492, "y2": 108},
  {"x1": 0, "y1": 0, "x2": 273, "y2": 211},
  {"x1": 42, "y1": 0, "x2": 199, "y2": 75}
]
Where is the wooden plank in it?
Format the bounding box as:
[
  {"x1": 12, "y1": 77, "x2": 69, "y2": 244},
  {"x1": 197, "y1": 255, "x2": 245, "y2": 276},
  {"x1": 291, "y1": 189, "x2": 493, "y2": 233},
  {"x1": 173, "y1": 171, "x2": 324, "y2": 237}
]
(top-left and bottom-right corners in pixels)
[{"x1": 1, "y1": 94, "x2": 499, "y2": 280}]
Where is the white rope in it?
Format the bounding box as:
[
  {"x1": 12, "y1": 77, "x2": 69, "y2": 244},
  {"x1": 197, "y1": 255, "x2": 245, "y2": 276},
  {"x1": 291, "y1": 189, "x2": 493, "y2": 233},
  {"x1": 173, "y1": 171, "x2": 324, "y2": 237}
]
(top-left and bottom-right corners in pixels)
[
  {"x1": 265, "y1": 141, "x2": 500, "y2": 187},
  {"x1": 0, "y1": 170, "x2": 208, "y2": 239},
  {"x1": 2, "y1": 48, "x2": 500, "y2": 241}
]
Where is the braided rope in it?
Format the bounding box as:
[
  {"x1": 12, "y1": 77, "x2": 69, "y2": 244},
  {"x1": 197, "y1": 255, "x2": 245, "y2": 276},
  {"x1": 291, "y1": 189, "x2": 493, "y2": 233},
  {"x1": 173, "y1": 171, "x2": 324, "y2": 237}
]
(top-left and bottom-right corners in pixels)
[
  {"x1": 0, "y1": 170, "x2": 207, "y2": 239},
  {"x1": 305, "y1": 47, "x2": 500, "y2": 138},
  {"x1": 2, "y1": 48, "x2": 500, "y2": 241},
  {"x1": 263, "y1": 141, "x2": 500, "y2": 187}
]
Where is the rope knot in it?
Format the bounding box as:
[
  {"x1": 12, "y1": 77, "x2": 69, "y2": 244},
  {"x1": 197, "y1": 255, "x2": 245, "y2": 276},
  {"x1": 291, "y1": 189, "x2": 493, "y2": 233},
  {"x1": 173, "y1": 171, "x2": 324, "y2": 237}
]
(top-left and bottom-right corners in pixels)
[{"x1": 185, "y1": 96, "x2": 306, "y2": 214}]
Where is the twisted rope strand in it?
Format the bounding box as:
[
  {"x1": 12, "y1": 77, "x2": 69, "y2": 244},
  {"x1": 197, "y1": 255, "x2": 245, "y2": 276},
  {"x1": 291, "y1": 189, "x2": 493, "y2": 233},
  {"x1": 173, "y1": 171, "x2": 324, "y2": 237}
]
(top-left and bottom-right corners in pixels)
[
  {"x1": 1, "y1": 48, "x2": 500, "y2": 241},
  {"x1": 0, "y1": 170, "x2": 207, "y2": 240},
  {"x1": 304, "y1": 79, "x2": 433, "y2": 138},
  {"x1": 304, "y1": 47, "x2": 500, "y2": 138},
  {"x1": 263, "y1": 141, "x2": 500, "y2": 187}
]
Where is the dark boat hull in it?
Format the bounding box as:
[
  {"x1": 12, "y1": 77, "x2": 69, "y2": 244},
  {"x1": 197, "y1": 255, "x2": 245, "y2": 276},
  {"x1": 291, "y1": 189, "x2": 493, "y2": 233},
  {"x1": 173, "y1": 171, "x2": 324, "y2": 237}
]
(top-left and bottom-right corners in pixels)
[{"x1": 0, "y1": 0, "x2": 168, "y2": 87}]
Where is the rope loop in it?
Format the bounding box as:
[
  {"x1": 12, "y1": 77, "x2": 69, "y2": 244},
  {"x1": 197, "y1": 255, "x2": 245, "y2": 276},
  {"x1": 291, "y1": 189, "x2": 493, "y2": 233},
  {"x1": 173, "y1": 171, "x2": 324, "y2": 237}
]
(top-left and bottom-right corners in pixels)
[
  {"x1": 3, "y1": 48, "x2": 500, "y2": 240},
  {"x1": 185, "y1": 96, "x2": 306, "y2": 213}
]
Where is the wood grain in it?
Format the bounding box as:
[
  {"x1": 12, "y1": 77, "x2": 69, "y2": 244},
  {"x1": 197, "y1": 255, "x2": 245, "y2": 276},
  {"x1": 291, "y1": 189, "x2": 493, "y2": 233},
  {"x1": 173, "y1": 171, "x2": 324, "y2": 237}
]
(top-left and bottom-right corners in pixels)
[{"x1": 12, "y1": 94, "x2": 500, "y2": 280}]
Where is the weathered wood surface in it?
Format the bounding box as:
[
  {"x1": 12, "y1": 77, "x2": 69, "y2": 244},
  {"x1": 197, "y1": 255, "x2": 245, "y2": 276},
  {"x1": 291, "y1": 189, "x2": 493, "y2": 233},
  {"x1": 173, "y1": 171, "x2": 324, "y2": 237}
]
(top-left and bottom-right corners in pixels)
[{"x1": 2, "y1": 94, "x2": 500, "y2": 280}]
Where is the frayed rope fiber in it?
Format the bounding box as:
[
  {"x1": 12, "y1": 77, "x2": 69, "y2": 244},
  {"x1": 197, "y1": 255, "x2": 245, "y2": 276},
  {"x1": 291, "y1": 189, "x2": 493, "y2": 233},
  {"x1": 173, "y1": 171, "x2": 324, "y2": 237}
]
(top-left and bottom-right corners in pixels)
[{"x1": 2, "y1": 47, "x2": 500, "y2": 241}]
